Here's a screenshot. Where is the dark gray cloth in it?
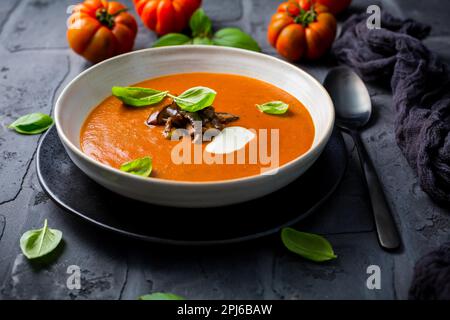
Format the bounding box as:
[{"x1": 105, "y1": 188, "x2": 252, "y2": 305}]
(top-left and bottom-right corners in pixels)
[
  {"x1": 409, "y1": 243, "x2": 450, "y2": 300},
  {"x1": 332, "y1": 12, "x2": 450, "y2": 206}
]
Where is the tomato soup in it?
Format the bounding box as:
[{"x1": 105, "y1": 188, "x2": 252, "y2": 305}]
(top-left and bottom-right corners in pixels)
[{"x1": 80, "y1": 73, "x2": 315, "y2": 181}]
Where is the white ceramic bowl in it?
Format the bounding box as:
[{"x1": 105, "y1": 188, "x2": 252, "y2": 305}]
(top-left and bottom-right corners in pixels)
[{"x1": 55, "y1": 46, "x2": 334, "y2": 207}]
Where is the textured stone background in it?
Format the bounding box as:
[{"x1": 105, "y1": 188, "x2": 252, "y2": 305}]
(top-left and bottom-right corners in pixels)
[{"x1": 0, "y1": 0, "x2": 449, "y2": 300}]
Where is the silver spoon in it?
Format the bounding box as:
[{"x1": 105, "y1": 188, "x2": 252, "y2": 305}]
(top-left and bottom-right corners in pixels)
[{"x1": 324, "y1": 66, "x2": 401, "y2": 250}]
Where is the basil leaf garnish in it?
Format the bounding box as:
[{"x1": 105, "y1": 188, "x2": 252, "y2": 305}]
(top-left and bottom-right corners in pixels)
[
  {"x1": 170, "y1": 86, "x2": 216, "y2": 112},
  {"x1": 112, "y1": 87, "x2": 169, "y2": 107},
  {"x1": 212, "y1": 28, "x2": 261, "y2": 52},
  {"x1": 190, "y1": 8, "x2": 212, "y2": 38},
  {"x1": 120, "y1": 156, "x2": 152, "y2": 177},
  {"x1": 20, "y1": 219, "x2": 63, "y2": 260},
  {"x1": 139, "y1": 293, "x2": 185, "y2": 300},
  {"x1": 8, "y1": 112, "x2": 53, "y2": 135},
  {"x1": 111, "y1": 86, "x2": 216, "y2": 111},
  {"x1": 256, "y1": 101, "x2": 289, "y2": 115},
  {"x1": 281, "y1": 228, "x2": 337, "y2": 262},
  {"x1": 152, "y1": 33, "x2": 192, "y2": 47}
]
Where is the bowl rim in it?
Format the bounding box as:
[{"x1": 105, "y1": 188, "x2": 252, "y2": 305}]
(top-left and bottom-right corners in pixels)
[{"x1": 55, "y1": 45, "x2": 335, "y2": 186}]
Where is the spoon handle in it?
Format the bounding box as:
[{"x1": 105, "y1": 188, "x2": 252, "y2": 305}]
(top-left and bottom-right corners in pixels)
[{"x1": 351, "y1": 131, "x2": 401, "y2": 250}]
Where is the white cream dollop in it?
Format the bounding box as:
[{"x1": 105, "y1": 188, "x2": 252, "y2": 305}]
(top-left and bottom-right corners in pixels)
[{"x1": 205, "y1": 126, "x2": 255, "y2": 154}]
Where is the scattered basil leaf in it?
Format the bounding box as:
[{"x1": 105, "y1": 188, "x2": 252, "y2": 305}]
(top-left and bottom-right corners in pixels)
[
  {"x1": 120, "y1": 156, "x2": 152, "y2": 177},
  {"x1": 169, "y1": 86, "x2": 216, "y2": 112},
  {"x1": 20, "y1": 219, "x2": 63, "y2": 260},
  {"x1": 152, "y1": 33, "x2": 192, "y2": 48},
  {"x1": 281, "y1": 228, "x2": 337, "y2": 262},
  {"x1": 139, "y1": 293, "x2": 185, "y2": 300},
  {"x1": 193, "y1": 36, "x2": 214, "y2": 45},
  {"x1": 256, "y1": 101, "x2": 289, "y2": 115},
  {"x1": 190, "y1": 8, "x2": 212, "y2": 38},
  {"x1": 112, "y1": 87, "x2": 168, "y2": 107},
  {"x1": 8, "y1": 112, "x2": 53, "y2": 135},
  {"x1": 212, "y1": 28, "x2": 261, "y2": 52}
]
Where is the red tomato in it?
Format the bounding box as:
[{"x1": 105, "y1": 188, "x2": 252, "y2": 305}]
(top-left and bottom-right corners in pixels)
[
  {"x1": 67, "y1": 0, "x2": 138, "y2": 63},
  {"x1": 268, "y1": 1, "x2": 337, "y2": 61},
  {"x1": 133, "y1": 0, "x2": 201, "y2": 35}
]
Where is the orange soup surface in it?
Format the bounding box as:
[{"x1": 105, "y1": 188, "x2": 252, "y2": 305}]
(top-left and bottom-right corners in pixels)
[{"x1": 80, "y1": 73, "x2": 315, "y2": 181}]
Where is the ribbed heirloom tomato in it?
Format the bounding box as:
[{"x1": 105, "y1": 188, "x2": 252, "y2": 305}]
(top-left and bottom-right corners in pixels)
[
  {"x1": 67, "y1": 0, "x2": 138, "y2": 63},
  {"x1": 133, "y1": 0, "x2": 201, "y2": 35},
  {"x1": 267, "y1": 0, "x2": 336, "y2": 61}
]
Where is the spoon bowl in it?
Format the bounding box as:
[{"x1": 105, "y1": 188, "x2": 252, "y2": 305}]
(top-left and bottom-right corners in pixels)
[{"x1": 324, "y1": 66, "x2": 372, "y2": 130}]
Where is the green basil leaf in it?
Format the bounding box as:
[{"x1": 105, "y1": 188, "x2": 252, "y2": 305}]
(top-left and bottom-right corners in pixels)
[
  {"x1": 20, "y1": 219, "x2": 63, "y2": 260},
  {"x1": 256, "y1": 101, "x2": 289, "y2": 115},
  {"x1": 120, "y1": 156, "x2": 152, "y2": 177},
  {"x1": 212, "y1": 28, "x2": 261, "y2": 52},
  {"x1": 170, "y1": 86, "x2": 216, "y2": 112},
  {"x1": 8, "y1": 112, "x2": 53, "y2": 135},
  {"x1": 281, "y1": 228, "x2": 337, "y2": 262},
  {"x1": 193, "y1": 36, "x2": 214, "y2": 45},
  {"x1": 152, "y1": 33, "x2": 192, "y2": 48},
  {"x1": 139, "y1": 293, "x2": 185, "y2": 300},
  {"x1": 189, "y1": 8, "x2": 212, "y2": 37},
  {"x1": 112, "y1": 87, "x2": 168, "y2": 107}
]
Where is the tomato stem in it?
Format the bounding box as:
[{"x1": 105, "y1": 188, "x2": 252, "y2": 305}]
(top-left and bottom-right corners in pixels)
[
  {"x1": 293, "y1": 4, "x2": 318, "y2": 27},
  {"x1": 96, "y1": 8, "x2": 128, "y2": 29}
]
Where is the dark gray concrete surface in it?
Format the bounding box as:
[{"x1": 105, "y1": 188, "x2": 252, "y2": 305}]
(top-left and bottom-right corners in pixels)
[{"x1": 0, "y1": 0, "x2": 449, "y2": 300}]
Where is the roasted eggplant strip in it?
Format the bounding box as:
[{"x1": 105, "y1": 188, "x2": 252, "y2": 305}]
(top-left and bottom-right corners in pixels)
[
  {"x1": 216, "y1": 112, "x2": 240, "y2": 124},
  {"x1": 199, "y1": 106, "x2": 216, "y2": 120},
  {"x1": 147, "y1": 102, "x2": 180, "y2": 126},
  {"x1": 163, "y1": 114, "x2": 185, "y2": 139},
  {"x1": 148, "y1": 104, "x2": 239, "y2": 140}
]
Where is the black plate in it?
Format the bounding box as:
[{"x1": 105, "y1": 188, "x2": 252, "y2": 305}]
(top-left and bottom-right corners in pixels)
[{"x1": 37, "y1": 126, "x2": 347, "y2": 245}]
